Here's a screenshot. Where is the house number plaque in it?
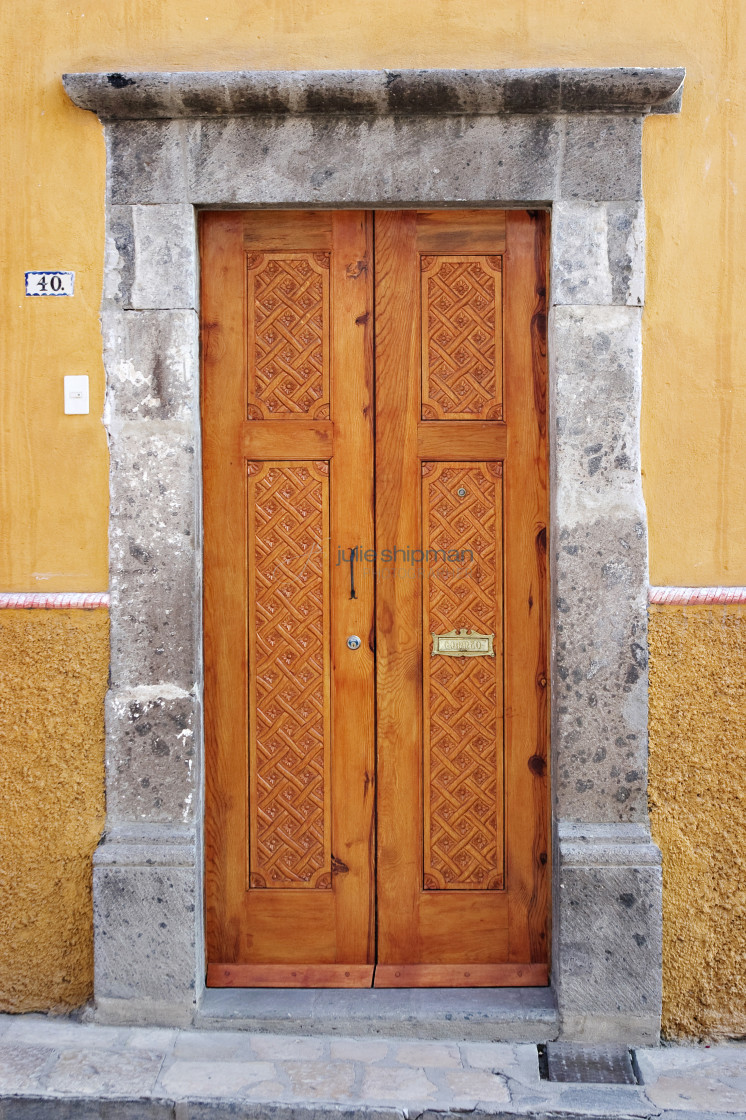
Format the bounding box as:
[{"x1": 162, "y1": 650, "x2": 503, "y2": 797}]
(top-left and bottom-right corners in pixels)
[{"x1": 431, "y1": 629, "x2": 495, "y2": 657}]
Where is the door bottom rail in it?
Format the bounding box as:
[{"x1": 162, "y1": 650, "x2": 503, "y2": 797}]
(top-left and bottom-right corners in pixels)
[{"x1": 207, "y1": 963, "x2": 548, "y2": 988}]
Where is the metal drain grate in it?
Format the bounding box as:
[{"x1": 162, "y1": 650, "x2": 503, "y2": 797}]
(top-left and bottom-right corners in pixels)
[{"x1": 538, "y1": 1043, "x2": 639, "y2": 1084}]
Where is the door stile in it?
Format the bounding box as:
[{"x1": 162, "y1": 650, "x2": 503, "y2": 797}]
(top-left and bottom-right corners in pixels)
[
  {"x1": 328, "y1": 211, "x2": 377, "y2": 965},
  {"x1": 502, "y1": 211, "x2": 550, "y2": 967},
  {"x1": 373, "y1": 211, "x2": 424, "y2": 969}
]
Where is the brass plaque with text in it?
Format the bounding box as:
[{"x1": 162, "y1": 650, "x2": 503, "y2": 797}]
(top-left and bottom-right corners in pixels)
[{"x1": 431, "y1": 629, "x2": 495, "y2": 657}]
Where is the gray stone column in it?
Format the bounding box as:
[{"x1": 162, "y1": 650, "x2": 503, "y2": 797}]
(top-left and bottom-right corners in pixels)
[
  {"x1": 549, "y1": 200, "x2": 663, "y2": 1043},
  {"x1": 95, "y1": 192, "x2": 203, "y2": 1026}
]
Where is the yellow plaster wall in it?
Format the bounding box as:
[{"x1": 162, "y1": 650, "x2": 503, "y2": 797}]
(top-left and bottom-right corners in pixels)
[
  {"x1": 0, "y1": 610, "x2": 108, "y2": 1011},
  {"x1": 0, "y1": 0, "x2": 744, "y2": 586},
  {"x1": 649, "y1": 604, "x2": 746, "y2": 1039},
  {"x1": 1, "y1": 0, "x2": 745, "y2": 1032}
]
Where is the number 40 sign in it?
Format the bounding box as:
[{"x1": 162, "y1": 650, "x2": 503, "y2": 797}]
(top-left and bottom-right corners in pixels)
[{"x1": 25, "y1": 270, "x2": 75, "y2": 296}]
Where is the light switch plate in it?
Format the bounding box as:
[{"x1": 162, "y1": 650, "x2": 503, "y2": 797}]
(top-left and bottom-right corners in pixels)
[{"x1": 64, "y1": 375, "x2": 89, "y2": 415}]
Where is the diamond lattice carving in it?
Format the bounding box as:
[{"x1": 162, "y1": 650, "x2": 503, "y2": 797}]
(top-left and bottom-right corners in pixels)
[
  {"x1": 422, "y1": 462, "x2": 504, "y2": 890},
  {"x1": 247, "y1": 252, "x2": 330, "y2": 418},
  {"x1": 421, "y1": 256, "x2": 503, "y2": 420},
  {"x1": 248, "y1": 461, "x2": 331, "y2": 888}
]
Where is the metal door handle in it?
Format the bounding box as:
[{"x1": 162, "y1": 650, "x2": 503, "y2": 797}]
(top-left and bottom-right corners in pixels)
[{"x1": 348, "y1": 547, "x2": 357, "y2": 600}]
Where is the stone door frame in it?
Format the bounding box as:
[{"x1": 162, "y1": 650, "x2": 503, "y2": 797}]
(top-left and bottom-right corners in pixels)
[{"x1": 64, "y1": 66, "x2": 684, "y2": 1043}]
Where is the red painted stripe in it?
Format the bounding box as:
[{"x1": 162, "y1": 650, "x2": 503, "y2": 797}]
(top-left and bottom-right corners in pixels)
[
  {"x1": 649, "y1": 586, "x2": 746, "y2": 606},
  {"x1": 0, "y1": 593, "x2": 109, "y2": 610}
]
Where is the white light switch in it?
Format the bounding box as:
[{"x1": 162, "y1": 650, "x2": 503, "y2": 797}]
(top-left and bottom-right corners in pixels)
[{"x1": 64, "y1": 375, "x2": 89, "y2": 415}]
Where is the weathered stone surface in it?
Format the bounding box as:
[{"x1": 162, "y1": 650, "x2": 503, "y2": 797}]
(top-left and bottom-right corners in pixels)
[
  {"x1": 102, "y1": 310, "x2": 199, "y2": 422},
  {"x1": 441, "y1": 1068, "x2": 510, "y2": 1103},
  {"x1": 551, "y1": 202, "x2": 644, "y2": 306},
  {"x1": 460, "y1": 1041, "x2": 539, "y2": 1085},
  {"x1": 157, "y1": 1059, "x2": 277, "y2": 1097},
  {"x1": 196, "y1": 986, "x2": 558, "y2": 1041},
  {"x1": 550, "y1": 306, "x2": 648, "y2": 820},
  {"x1": 360, "y1": 1066, "x2": 437, "y2": 1102},
  {"x1": 45, "y1": 1048, "x2": 164, "y2": 1096},
  {"x1": 103, "y1": 206, "x2": 135, "y2": 307},
  {"x1": 280, "y1": 1061, "x2": 356, "y2": 1100},
  {"x1": 551, "y1": 305, "x2": 643, "y2": 503},
  {"x1": 103, "y1": 205, "x2": 197, "y2": 310},
  {"x1": 0, "y1": 1100, "x2": 176, "y2": 1120},
  {"x1": 107, "y1": 121, "x2": 186, "y2": 205},
  {"x1": 394, "y1": 1042, "x2": 461, "y2": 1069},
  {"x1": 552, "y1": 513, "x2": 649, "y2": 819},
  {"x1": 607, "y1": 202, "x2": 645, "y2": 306},
  {"x1": 3, "y1": 1018, "x2": 125, "y2": 1051},
  {"x1": 105, "y1": 690, "x2": 197, "y2": 823},
  {"x1": 127, "y1": 205, "x2": 197, "y2": 310},
  {"x1": 555, "y1": 836, "x2": 662, "y2": 1045},
  {"x1": 251, "y1": 1037, "x2": 325, "y2": 1062},
  {"x1": 63, "y1": 68, "x2": 686, "y2": 121},
  {"x1": 108, "y1": 421, "x2": 198, "y2": 691},
  {"x1": 646, "y1": 1077, "x2": 746, "y2": 1111},
  {"x1": 0, "y1": 1045, "x2": 53, "y2": 1092},
  {"x1": 186, "y1": 116, "x2": 561, "y2": 206},
  {"x1": 329, "y1": 1039, "x2": 389, "y2": 1062},
  {"x1": 93, "y1": 860, "x2": 197, "y2": 1006},
  {"x1": 561, "y1": 116, "x2": 643, "y2": 200},
  {"x1": 172, "y1": 1031, "x2": 256, "y2": 1061}
]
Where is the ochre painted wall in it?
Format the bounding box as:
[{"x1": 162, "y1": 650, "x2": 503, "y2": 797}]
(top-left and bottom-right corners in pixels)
[
  {"x1": 0, "y1": 0, "x2": 744, "y2": 586},
  {"x1": 1, "y1": 0, "x2": 745, "y2": 1032},
  {"x1": 0, "y1": 611, "x2": 108, "y2": 1010},
  {"x1": 649, "y1": 604, "x2": 746, "y2": 1039}
]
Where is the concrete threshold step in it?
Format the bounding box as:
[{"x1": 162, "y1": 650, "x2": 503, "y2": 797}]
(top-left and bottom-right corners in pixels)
[{"x1": 196, "y1": 986, "x2": 559, "y2": 1041}]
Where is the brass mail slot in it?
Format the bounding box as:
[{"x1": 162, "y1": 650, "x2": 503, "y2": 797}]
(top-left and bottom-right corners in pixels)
[{"x1": 431, "y1": 629, "x2": 495, "y2": 657}]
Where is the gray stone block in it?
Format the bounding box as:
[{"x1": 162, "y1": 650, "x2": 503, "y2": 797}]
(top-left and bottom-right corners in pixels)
[
  {"x1": 94, "y1": 852, "x2": 198, "y2": 1009},
  {"x1": 552, "y1": 512, "x2": 649, "y2": 821},
  {"x1": 107, "y1": 120, "x2": 187, "y2": 204},
  {"x1": 551, "y1": 202, "x2": 644, "y2": 306},
  {"x1": 607, "y1": 202, "x2": 646, "y2": 306},
  {"x1": 561, "y1": 116, "x2": 643, "y2": 200},
  {"x1": 130, "y1": 204, "x2": 197, "y2": 310},
  {"x1": 105, "y1": 690, "x2": 198, "y2": 823},
  {"x1": 103, "y1": 205, "x2": 135, "y2": 307},
  {"x1": 108, "y1": 421, "x2": 198, "y2": 691},
  {"x1": 102, "y1": 309, "x2": 199, "y2": 422},
  {"x1": 186, "y1": 116, "x2": 561, "y2": 206},
  {"x1": 551, "y1": 304, "x2": 643, "y2": 509},
  {"x1": 555, "y1": 841, "x2": 662, "y2": 1045},
  {"x1": 550, "y1": 306, "x2": 647, "y2": 819},
  {"x1": 0, "y1": 1102, "x2": 175, "y2": 1120}
]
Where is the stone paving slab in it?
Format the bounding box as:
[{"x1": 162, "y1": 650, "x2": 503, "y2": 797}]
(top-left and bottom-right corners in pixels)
[{"x1": 0, "y1": 1014, "x2": 744, "y2": 1119}]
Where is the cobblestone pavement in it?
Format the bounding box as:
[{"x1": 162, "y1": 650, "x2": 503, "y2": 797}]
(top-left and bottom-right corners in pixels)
[{"x1": 0, "y1": 1014, "x2": 744, "y2": 1118}]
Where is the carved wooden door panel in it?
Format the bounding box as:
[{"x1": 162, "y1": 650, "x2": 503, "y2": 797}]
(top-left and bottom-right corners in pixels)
[
  {"x1": 202, "y1": 209, "x2": 548, "y2": 988},
  {"x1": 202, "y1": 211, "x2": 376, "y2": 985},
  {"x1": 374, "y1": 211, "x2": 549, "y2": 986}
]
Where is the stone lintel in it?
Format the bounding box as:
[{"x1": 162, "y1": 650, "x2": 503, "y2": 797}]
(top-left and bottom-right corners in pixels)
[{"x1": 62, "y1": 67, "x2": 685, "y2": 121}]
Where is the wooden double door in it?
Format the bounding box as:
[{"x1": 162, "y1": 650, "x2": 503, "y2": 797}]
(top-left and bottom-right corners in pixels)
[{"x1": 202, "y1": 209, "x2": 548, "y2": 988}]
